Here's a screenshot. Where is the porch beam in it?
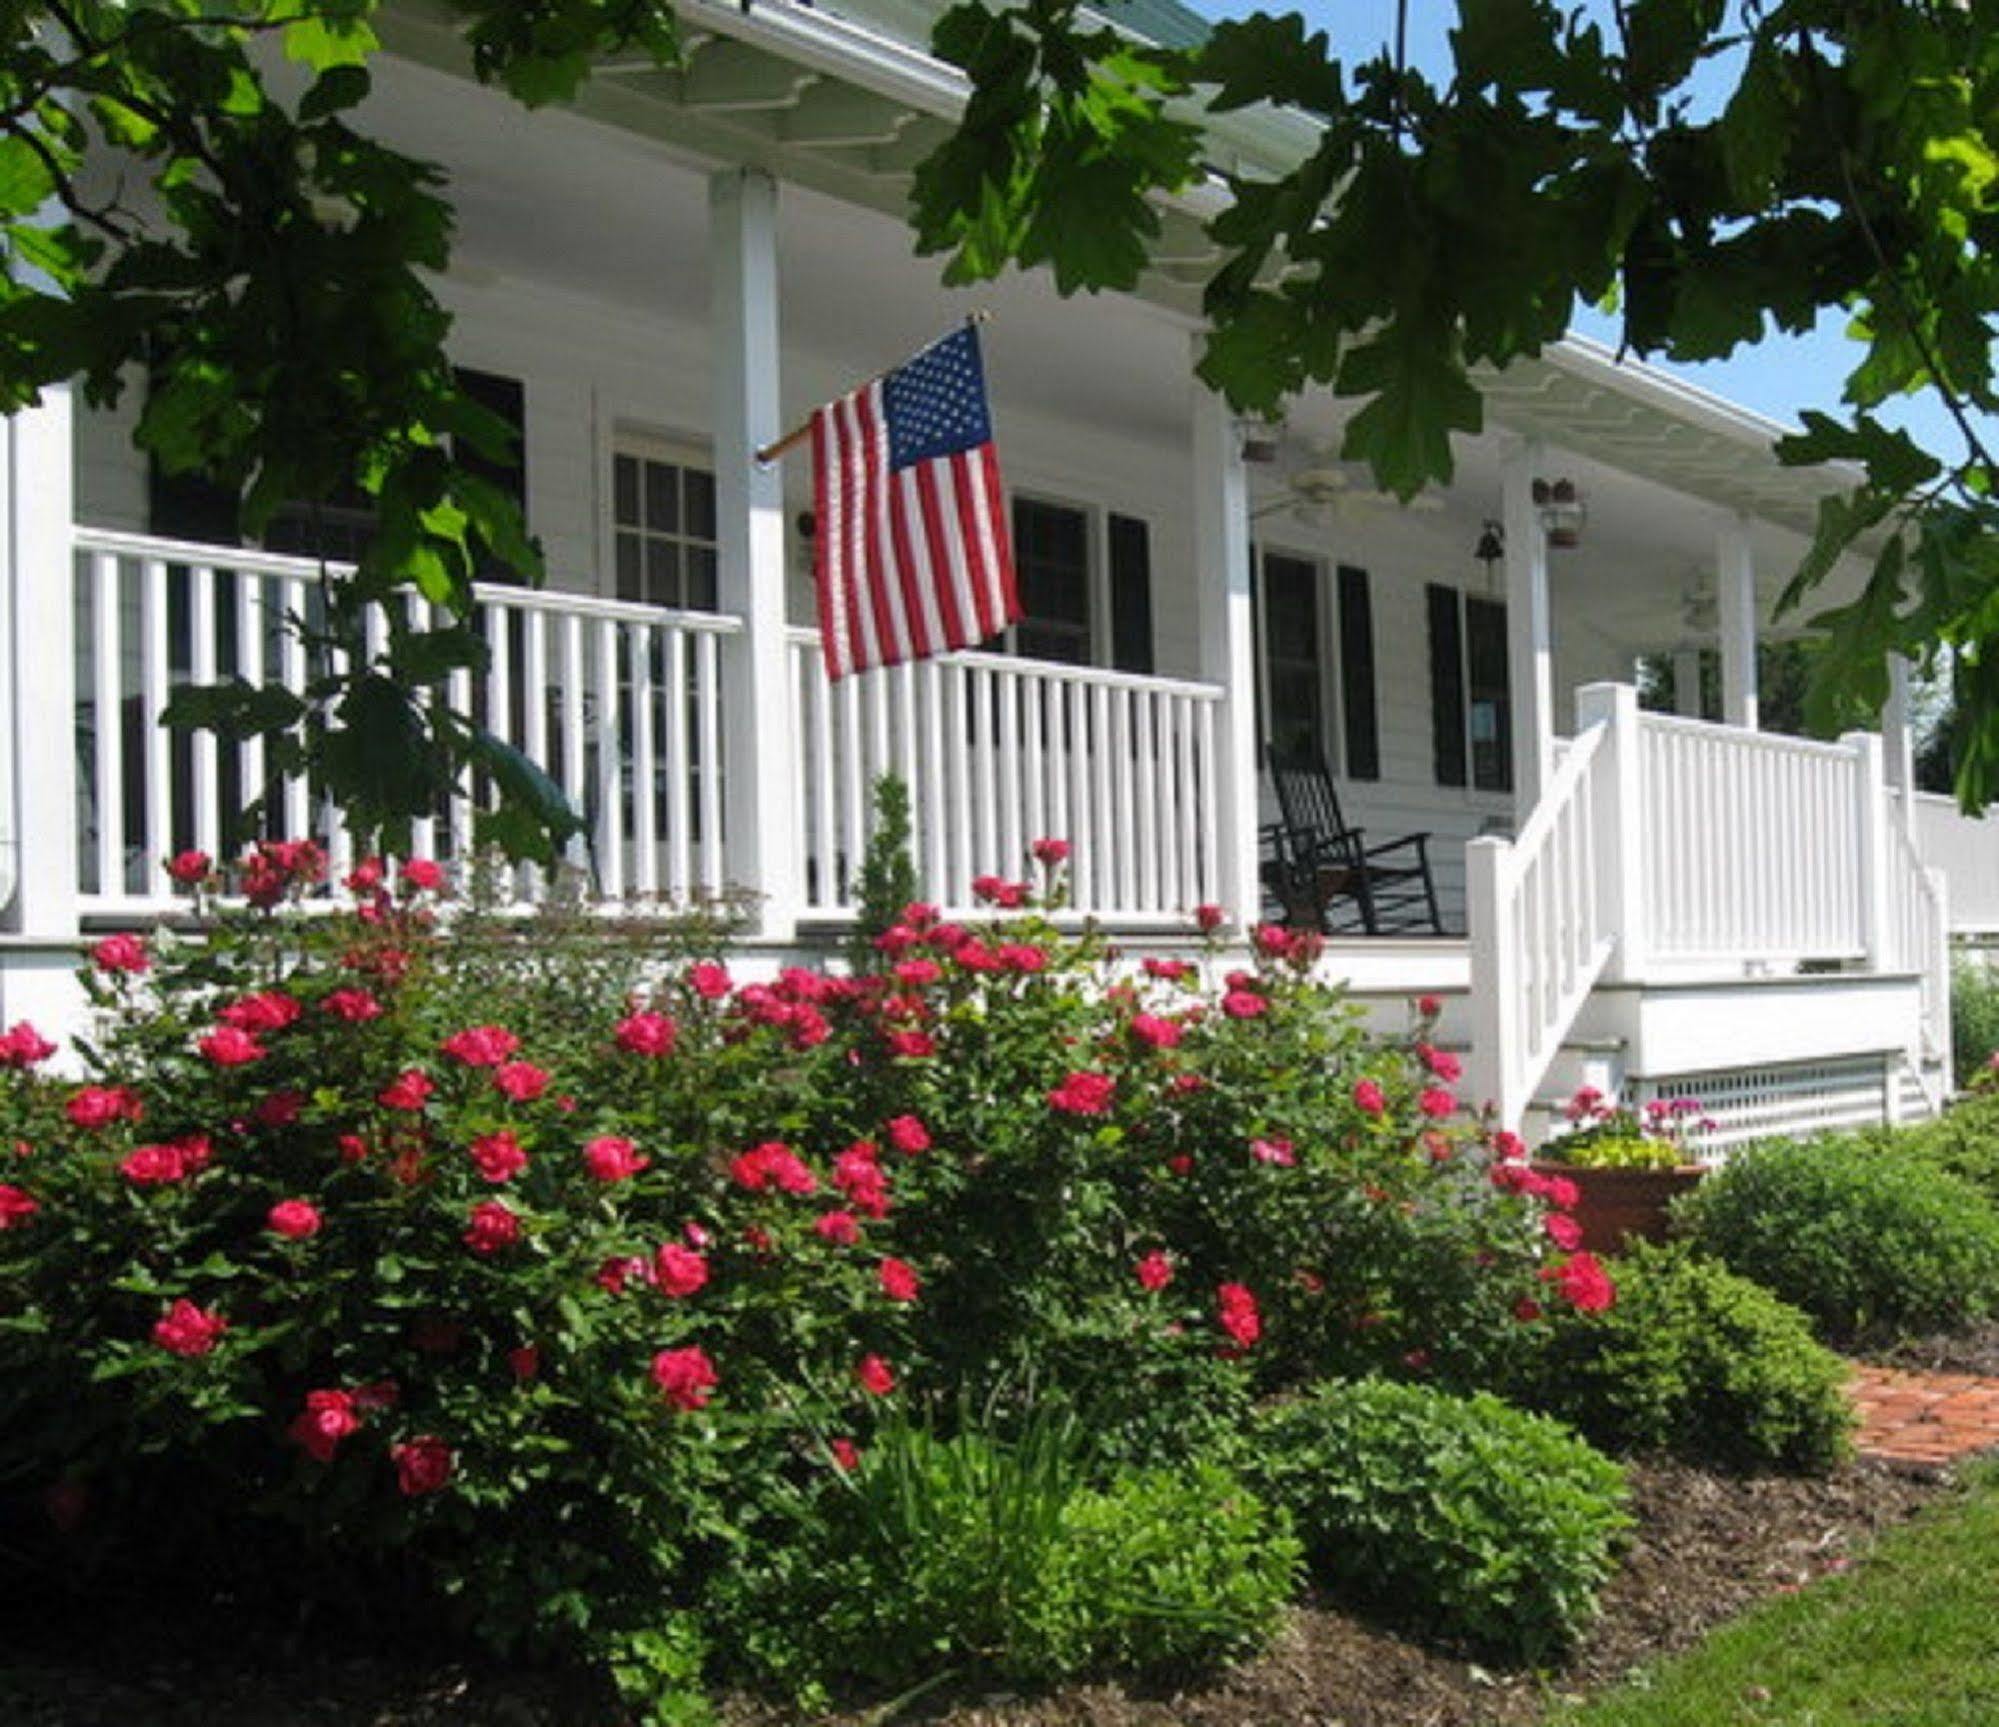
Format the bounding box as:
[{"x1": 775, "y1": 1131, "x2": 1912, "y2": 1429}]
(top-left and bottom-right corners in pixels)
[
  {"x1": 1884, "y1": 653, "x2": 1917, "y2": 840},
  {"x1": 2, "y1": 384, "x2": 76, "y2": 939},
  {"x1": 710, "y1": 168, "x2": 799, "y2": 939},
  {"x1": 1191, "y1": 380, "x2": 1259, "y2": 929},
  {"x1": 1716, "y1": 512, "x2": 1759, "y2": 729},
  {"x1": 1501, "y1": 438, "x2": 1555, "y2": 824}
]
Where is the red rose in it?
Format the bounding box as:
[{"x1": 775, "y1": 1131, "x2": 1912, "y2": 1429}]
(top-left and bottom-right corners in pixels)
[
  {"x1": 1251, "y1": 1136, "x2": 1296, "y2": 1167},
  {"x1": 121, "y1": 1142, "x2": 193, "y2": 1186},
  {"x1": 1031, "y1": 836, "x2": 1071, "y2": 866},
  {"x1": 885, "y1": 1114, "x2": 932, "y2": 1155},
  {"x1": 998, "y1": 942, "x2": 1047, "y2": 973},
  {"x1": 1252, "y1": 923, "x2": 1295, "y2": 960},
  {"x1": 1353, "y1": 1078, "x2": 1387, "y2": 1117},
  {"x1": 1167, "y1": 1153, "x2": 1195, "y2": 1175},
  {"x1": 463, "y1": 1199, "x2": 521, "y2": 1256},
  {"x1": 1549, "y1": 1250, "x2": 1617, "y2": 1312},
  {"x1": 441, "y1": 1025, "x2": 520, "y2": 1068},
  {"x1": 0, "y1": 1021, "x2": 57, "y2": 1068},
  {"x1": 1418, "y1": 1086, "x2": 1457, "y2": 1120},
  {"x1": 595, "y1": 1254, "x2": 652, "y2": 1296},
  {"x1": 489, "y1": 1060, "x2": 548, "y2": 1103},
  {"x1": 582, "y1": 1135, "x2": 649, "y2": 1183},
  {"x1": 615, "y1": 1011, "x2": 677, "y2": 1057},
  {"x1": 1048, "y1": 1071, "x2": 1116, "y2": 1116},
  {"x1": 1142, "y1": 957, "x2": 1194, "y2": 982},
  {"x1": 378, "y1": 1069, "x2": 434, "y2": 1111},
  {"x1": 892, "y1": 958, "x2": 942, "y2": 987},
  {"x1": 729, "y1": 1141, "x2": 817, "y2": 1195},
  {"x1": 219, "y1": 991, "x2": 302, "y2": 1034},
  {"x1": 814, "y1": 1210, "x2": 861, "y2": 1245},
  {"x1": 468, "y1": 1131, "x2": 529, "y2": 1184},
  {"x1": 1513, "y1": 1296, "x2": 1545, "y2": 1323},
  {"x1": 391, "y1": 1434, "x2": 454, "y2": 1495},
  {"x1": 687, "y1": 961, "x2": 732, "y2": 1000},
  {"x1": 153, "y1": 1299, "x2": 227, "y2": 1357},
  {"x1": 267, "y1": 1198, "x2": 322, "y2": 1240},
  {"x1": 884, "y1": 1029, "x2": 934, "y2": 1059},
  {"x1": 338, "y1": 1133, "x2": 371, "y2": 1164},
  {"x1": 1544, "y1": 1211, "x2": 1583, "y2": 1251},
  {"x1": 1419, "y1": 1042, "x2": 1464, "y2": 1083},
  {"x1": 345, "y1": 856, "x2": 386, "y2": 894},
  {"x1": 199, "y1": 1026, "x2": 266, "y2": 1067},
  {"x1": 1129, "y1": 1013, "x2": 1182, "y2": 1050},
  {"x1": 322, "y1": 988, "x2": 383, "y2": 1023},
  {"x1": 399, "y1": 858, "x2": 445, "y2": 894},
  {"x1": 165, "y1": 849, "x2": 212, "y2": 886},
  {"x1": 878, "y1": 1257, "x2": 920, "y2": 1302},
  {"x1": 828, "y1": 1437, "x2": 861, "y2": 1471},
  {"x1": 1216, "y1": 1282, "x2": 1261, "y2": 1354},
  {"x1": 1193, "y1": 903, "x2": 1225, "y2": 933},
  {"x1": 91, "y1": 933, "x2": 149, "y2": 975},
  {"x1": 65, "y1": 1084, "x2": 140, "y2": 1128},
  {"x1": 855, "y1": 1353, "x2": 896, "y2": 1396},
  {"x1": 1220, "y1": 989, "x2": 1267, "y2": 1020},
  {"x1": 653, "y1": 1243, "x2": 710, "y2": 1298},
  {"x1": 0, "y1": 1183, "x2": 39, "y2": 1229},
  {"x1": 1416, "y1": 993, "x2": 1442, "y2": 1019},
  {"x1": 1135, "y1": 1249, "x2": 1174, "y2": 1292},
  {"x1": 651, "y1": 1345, "x2": 718, "y2": 1412},
  {"x1": 289, "y1": 1389, "x2": 361, "y2": 1462},
  {"x1": 508, "y1": 1345, "x2": 541, "y2": 1382}
]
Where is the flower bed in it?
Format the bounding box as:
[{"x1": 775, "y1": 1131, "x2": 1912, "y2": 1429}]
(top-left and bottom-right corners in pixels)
[{"x1": 0, "y1": 841, "x2": 1616, "y2": 1718}]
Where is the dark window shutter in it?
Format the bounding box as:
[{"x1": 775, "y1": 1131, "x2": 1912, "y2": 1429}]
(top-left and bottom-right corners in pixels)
[
  {"x1": 455, "y1": 368, "x2": 528, "y2": 581},
  {"x1": 1465, "y1": 595, "x2": 1513, "y2": 793},
  {"x1": 1427, "y1": 583, "x2": 1467, "y2": 788},
  {"x1": 1337, "y1": 564, "x2": 1378, "y2": 781},
  {"x1": 1107, "y1": 513, "x2": 1153, "y2": 674}
]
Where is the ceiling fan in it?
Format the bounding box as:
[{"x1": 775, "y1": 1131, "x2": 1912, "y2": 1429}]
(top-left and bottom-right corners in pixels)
[{"x1": 1251, "y1": 437, "x2": 1445, "y2": 525}]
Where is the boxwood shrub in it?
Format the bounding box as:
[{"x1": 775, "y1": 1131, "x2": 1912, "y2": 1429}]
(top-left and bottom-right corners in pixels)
[
  {"x1": 1677, "y1": 1134, "x2": 1999, "y2": 1339},
  {"x1": 1246, "y1": 1378, "x2": 1630, "y2": 1664},
  {"x1": 1524, "y1": 1240, "x2": 1854, "y2": 1472},
  {"x1": 1893, "y1": 1088, "x2": 1999, "y2": 1210}
]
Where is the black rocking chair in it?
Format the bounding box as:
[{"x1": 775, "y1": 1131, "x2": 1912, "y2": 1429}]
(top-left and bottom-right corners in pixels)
[{"x1": 1261, "y1": 749, "x2": 1444, "y2": 936}]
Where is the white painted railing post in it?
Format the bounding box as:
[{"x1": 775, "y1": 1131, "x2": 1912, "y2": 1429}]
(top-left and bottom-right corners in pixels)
[
  {"x1": 1191, "y1": 380, "x2": 1259, "y2": 927},
  {"x1": 1929, "y1": 865, "x2": 1954, "y2": 1093},
  {"x1": 1466, "y1": 835, "x2": 1519, "y2": 1131},
  {"x1": 1717, "y1": 512, "x2": 1760, "y2": 730},
  {"x1": 711, "y1": 167, "x2": 798, "y2": 940},
  {"x1": 1502, "y1": 439, "x2": 1555, "y2": 828},
  {"x1": 1844, "y1": 729, "x2": 1890, "y2": 971},
  {"x1": 1576, "y1": 681, "x2": 1643, "y2": 983},
  {"x1": 2, "y1": 386, "x2": 77, "y2": 938}
]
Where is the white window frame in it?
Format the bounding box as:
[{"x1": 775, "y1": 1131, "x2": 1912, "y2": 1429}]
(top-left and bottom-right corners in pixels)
[
  {"x1": 1006, "y1": 488, "x2": 1109, "y2": 667},
  {"x1": 608, "y1": 427, "x2": 720, "y2": 614},
  {"x1": 1255, "y1": 542, "x2": 1341, "y2": 766}
]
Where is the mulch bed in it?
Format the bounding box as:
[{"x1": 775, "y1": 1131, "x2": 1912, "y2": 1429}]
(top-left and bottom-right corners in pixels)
[
  {"x1": 1867, "y1": 1318, "x2": 1999, "y2": 1379},
  {"x1": 0, "y1": 1460, "x2": 1951, "y2": 1727}
]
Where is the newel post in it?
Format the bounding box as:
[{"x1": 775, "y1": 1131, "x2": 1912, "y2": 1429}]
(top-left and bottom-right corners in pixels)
[
  {"x1": 1843, "y1": 729, "x2": 1890, "y2": 971},
  {"x1": 710, "y1": 168, "x2": 798, "y2": 940},
  {"x1": 1465, "y1": 836, "x2": 1520, "y2": 1133},
  {"x1": 1576, "y1": 682, "x2": 1645, "y2": 983},
  {"x1": 2, "y1": 385, "x2": 77, "y2": 940}
]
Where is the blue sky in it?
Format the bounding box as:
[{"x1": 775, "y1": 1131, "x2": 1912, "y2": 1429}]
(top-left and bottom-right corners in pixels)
[{"x1": 1190, "y1": 0, "x2": 1964, "y2": 461}]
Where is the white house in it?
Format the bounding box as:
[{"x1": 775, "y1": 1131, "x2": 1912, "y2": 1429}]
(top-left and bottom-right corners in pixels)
[{"x1": 3, "y1": 0, "x2": 1995, "y2": 1145}]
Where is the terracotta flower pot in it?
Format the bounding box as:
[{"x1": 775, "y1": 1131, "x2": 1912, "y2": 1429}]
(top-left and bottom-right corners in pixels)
[{"x1": 1533, "y1": 1162, "x2": 1706, "y2": 1256}]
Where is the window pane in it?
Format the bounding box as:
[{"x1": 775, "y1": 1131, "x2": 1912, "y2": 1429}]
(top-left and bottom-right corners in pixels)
[
  {"x1": 647, "y1": 540, "x2": 682, "y2": 607},
  {"x1": 614, "y1": 455, "x2": 639, "y2": 527},
  {"x1": 1466, "y1": 596, "x2": 1512, "y2": 793},
  {"x1": 1108, "y1": 514, "x2": 1153, "y2": 675},
  {"x1": 645, "y1": 460, "x2": 680, "y2": 534},
  {"x1": 684, "y1": 469, "x2": 717, "y2": 542},
  {"x1": 685, "y1": 546, "x2": 718, "y2": 612},
  {"x1": 1011, "y1": 498, "x2": 1092, "y2": 658},
  {"x1": 615, "y1": 534, "x2": 643, "y2": 603},
  {"x1": 1427, "y1": 584, "x2": 1467, "y2": 788},
  {"x1": 1337, "y1": 565, "x2": 1378, "y2": 781}
]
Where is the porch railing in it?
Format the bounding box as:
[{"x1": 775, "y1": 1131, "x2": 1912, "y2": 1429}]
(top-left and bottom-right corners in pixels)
[
  {"x1": 1899, "y1": 789, "x2": 1999, "y2": 934},
  {"x1": 787, "y1": 630, "x2": 1224, "y2": 921},
  {"x1": 70, "y1": 528, "x2": 741, "y2": 915}
]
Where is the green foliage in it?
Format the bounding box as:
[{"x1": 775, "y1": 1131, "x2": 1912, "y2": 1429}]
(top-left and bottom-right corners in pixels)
[
  {"x1": 844, "y1": 775, "x2": 920, "y2": 974},
  {"x1": 914, "y1": 0, "x2": 1999, "y2": 811},
  {"x1": 1524, "y1": 1241, "x2": 1856, "y2": 1474},
  {"x1": 1678, "y1": 1135, "x2": 1999, "y2": 1341},
  {"x1": 1951, "y1": 960, "x2": 1999, "y2": 1091},
  {"x1": 1893, "y1": 1085, "x2": 1999, "y2": 1207},
  {"x1": 0, "y1": 864, "x2": 1576, "y2": 1710},
  {"x1": 714, "y1": 1407, "x2": 1298, "y2": 1696},
  {"x1": 1247, "y1": 1378, "x2": 1631, "y2": 1664}
]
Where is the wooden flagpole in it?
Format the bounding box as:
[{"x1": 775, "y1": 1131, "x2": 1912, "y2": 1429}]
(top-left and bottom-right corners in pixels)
[{"x1": 754, "y1": 310, "x2": 993, "y2": 466}]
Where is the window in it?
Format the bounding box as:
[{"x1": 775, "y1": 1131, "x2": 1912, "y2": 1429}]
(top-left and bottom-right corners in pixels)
[
  {"x1": 1259, "y1": 550, "x2": 1325, "y2": 764},
  {"x1": 1426, "y1": 583, "x2": 1512, "y2": 793},
  {"x1": 1107, "y1": 513, "x2": 1153, "y2": 674},
  {"x1": 613, "y1": 439, "x2": 718, "y2": 611},
  {"x1": 1010, "y1": 496, "x2": 1092, "y2": 663},
  {"x1": 1336, "y1": 564, "x2": 1379, "y2": 781}
]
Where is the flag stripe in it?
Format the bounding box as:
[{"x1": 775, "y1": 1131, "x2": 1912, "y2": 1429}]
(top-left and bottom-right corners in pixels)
[
  {"x1": 977, "y1": 442, "x2": 1020, "y2": 622},
  {"x1": 853, "y1": 383, "x2": 915, "y2": 667},
  {"x1": 809, "y1": 411, "x2": 848, "y2": 680}
]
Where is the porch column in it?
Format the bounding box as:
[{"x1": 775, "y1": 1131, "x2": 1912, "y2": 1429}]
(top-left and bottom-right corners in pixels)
[
  {"x1": 710, "y1": 168, "x2": 798, "y2": 939},
  {"x1": 1717, "y1": 512, "x2": 1759, "y2": 729},
  {"x1": 1884, "y1": 654, "x2": 1917, "y2": 841},
  {"x1": 1672, "y1": 646, "x2": 1703, "y2": 719},
  {"x1": 1501, "y1": 438, "x2": 1555, "y2": 824},
  {"x1": 1191, "y1": 381, "x2": 1260, "y2": 928},
  {"x1": 1, "y1": 385, "x2": 76, "y2": 939}
]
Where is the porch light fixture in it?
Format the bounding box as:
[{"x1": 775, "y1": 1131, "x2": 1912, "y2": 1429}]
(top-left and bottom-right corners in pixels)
[
  {"x1": 1533, "y1": 477, "x2": 1586, "y2": 548},
  {"x1": 1474, "y1": 520, "x2": 1504, "y2": 591}
]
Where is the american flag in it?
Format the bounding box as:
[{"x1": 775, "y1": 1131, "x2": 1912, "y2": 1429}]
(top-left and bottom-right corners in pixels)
[{"x1": 809, "y1": 323, "x2": 1020, "y2": 680}]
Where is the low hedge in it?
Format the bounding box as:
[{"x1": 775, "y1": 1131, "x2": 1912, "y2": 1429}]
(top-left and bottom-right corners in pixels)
[
  {"x1": 1524, "y1": 1240, "x2": 1854, "y2": 1473},
  {"x1": 1677, "y1": 1135, "x2": 1999, "y2": 1340},
  {"x1": 1247, "y1": 1378, "x2": 1630, "y2": 1664}
]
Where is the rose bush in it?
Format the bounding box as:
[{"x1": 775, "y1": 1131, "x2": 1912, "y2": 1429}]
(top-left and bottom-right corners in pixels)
[{"x1": 0, "y1": 840, "x2": 1604, "y2": 1716}]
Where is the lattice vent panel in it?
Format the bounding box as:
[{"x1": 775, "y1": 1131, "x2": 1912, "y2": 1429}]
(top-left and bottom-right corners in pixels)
[{"x1": 1635, "y1": 1058, "x2": 1890, "y2": 1160}]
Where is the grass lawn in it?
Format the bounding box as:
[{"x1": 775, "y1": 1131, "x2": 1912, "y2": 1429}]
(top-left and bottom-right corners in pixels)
[{"x1": 1558, "y1": 1463, "x2": 1999, "y2": 1726}]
